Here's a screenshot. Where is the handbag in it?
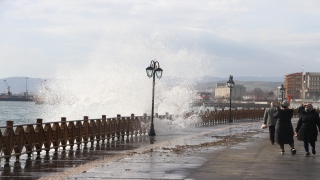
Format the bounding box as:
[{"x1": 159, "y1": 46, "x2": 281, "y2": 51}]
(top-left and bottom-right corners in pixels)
[{"x1": 261, "y1": 124, "x2": 267, "y2": 129}]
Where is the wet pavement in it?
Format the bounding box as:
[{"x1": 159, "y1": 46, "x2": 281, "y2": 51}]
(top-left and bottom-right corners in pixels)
[{"x1": 1, "y1": 118, "x2": 320, "y2": 179}]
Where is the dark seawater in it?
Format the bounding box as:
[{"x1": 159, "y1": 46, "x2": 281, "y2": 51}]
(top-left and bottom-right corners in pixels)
[{"x1": 0, "y1": 101, "x2": 44, "y2": 126}]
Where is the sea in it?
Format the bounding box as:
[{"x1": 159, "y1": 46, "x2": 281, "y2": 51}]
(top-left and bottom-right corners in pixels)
[
  {"x1": 0, "y1": 101, "x2": 43, "y2": 126},
  {"x1": 0, "y1": 100, "x2": 204, "y2": 131}
]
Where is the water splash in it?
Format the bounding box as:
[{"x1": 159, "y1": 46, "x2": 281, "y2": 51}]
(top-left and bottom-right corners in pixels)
[{"x1": 37, "y1": 29, "x2": 214, "y2": 130}]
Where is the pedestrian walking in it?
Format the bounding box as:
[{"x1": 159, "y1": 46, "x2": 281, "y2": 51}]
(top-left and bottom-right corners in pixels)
[
  {"x1": 263, "y1": 102, "x2": 277, "y2": 145},
  {"x1": 298, "y1": 103, "x2": 304, "y2": 117},
  {"x1": 273, "y1": 100, "x2": 296, "y2": 154},
  {"x1": 295, "y1": 103, "x2": 320, "y2": 157}
]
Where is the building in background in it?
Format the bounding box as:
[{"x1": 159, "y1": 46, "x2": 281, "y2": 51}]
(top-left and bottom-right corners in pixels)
[
  {"x1": 284, "y1": 72, "x2": 320, "y2": 102},
  {"x1": 215, "y1": 83, "x2": 246, "y2": 100},
  {"x1": 302, "y1": 72, "x2": 320, "y2": 100},
  {"x1": 284, "y1": 72, "x2": 302, "y2": 101}
]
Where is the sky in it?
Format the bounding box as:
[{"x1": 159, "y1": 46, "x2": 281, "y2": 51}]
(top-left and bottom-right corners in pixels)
[{"x1": 1, "y1": 0, "x2": 320, "y2": 79}]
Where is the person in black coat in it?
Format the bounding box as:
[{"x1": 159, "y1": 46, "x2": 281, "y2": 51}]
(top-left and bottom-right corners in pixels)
[
  {"x1": 295, "y1": 103, "x2": 320, "y2": 157},
  {"x1": 273, "y1": 100, "x2": 296, "y2": 154},
  {"x1": 298, "y1": 104, "x2": 304, "y2": 117}
]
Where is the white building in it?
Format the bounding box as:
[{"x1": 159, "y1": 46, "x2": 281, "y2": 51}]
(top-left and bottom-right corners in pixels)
[{"x1": 302, "y1": 72, "x2": 320, "y2": 100}]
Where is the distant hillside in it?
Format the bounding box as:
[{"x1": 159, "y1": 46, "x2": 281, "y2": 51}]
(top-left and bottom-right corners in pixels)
[{"x1": 234, "y1": 81, "x2": 282, "y2": 92}]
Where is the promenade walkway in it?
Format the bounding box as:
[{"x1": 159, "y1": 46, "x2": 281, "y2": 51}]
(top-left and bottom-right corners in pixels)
[{"x1": 1, "y1": 118, "x2": 320, "y2": 179}]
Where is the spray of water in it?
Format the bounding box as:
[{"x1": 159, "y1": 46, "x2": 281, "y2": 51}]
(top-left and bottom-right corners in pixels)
[{"x1": 37, "y1": 28, "x2": 215, "y2": 131}]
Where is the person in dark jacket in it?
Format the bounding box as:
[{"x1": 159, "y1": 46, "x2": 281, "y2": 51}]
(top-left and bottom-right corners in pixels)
[
  {"x1": 273, "y1": 100, "x2": 296, "y2": 154},
  {"x1": 298, "y1": 104, "x2": 304, "y2": 117},
  {"x1": 295, "y1": 103, "x2": 320, "y2": 157}
]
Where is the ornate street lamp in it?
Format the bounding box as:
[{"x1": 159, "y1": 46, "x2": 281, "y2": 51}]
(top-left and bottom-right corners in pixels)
[
  {"x1": 146, "y1": 60, "x2": 163, "y2": 136},
  {"x1": 280, "y1": 84, "x2": 285, "y2": 102},
  {"x1": 227, "y1": 75, "x2": 235, "y2": 123}
]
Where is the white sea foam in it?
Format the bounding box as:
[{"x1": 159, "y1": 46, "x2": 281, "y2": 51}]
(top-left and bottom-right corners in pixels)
[{"x1": 37, "y1": 28, "x2": 214, "y2": 131}]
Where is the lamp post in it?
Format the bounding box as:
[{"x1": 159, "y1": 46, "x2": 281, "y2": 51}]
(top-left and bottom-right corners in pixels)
[
  {"x1": 227, "y1": 75, "x2": 235, "y2": 123},
  {"x1": 146, "y1": 60, "x2": 163, "y2": 136},
  {"x1": 280, "y1": 84, "x2": 285, "y2": 102}
]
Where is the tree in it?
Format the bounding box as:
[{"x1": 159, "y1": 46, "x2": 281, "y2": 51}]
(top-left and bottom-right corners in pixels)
[{"x1": 252, "y1": 88, "x2": 264, "y2": 99}]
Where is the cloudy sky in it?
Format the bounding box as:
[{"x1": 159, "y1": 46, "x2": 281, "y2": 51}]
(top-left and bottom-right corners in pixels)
[{"x1": 1, "y1": 0, "x2": 320, "y2": 79}]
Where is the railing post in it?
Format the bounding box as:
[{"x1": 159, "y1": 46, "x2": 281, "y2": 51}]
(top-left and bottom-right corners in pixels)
[
  {"x1": 121, "y1": 117, "x2": 126, "y2": 141},
  {"x1": 61, "y1": 117, "x2": 67, "y2": 151},
  {"x1": 67, "y1": 120, "x2": 75, "y2": 149},
  {"x1": 43, "y1": 123, "x2": 52, "y2": 155},
  {"x1": 75, "y1": 119, "x2": 83, "y2": 150},
  {"x1": 110, "y1": 117, "x2": 116, "y2": 141},
  {"x1": 14, "y1": 125, "x2": 24, "y2": 161},
  {"x1": 134, "y1": 116, "x2": 139, "y2": 136},
  {"x1": 83, "y1": 116, "x2": 89, "y2": 148},
  {"x1": 3, "y1": 121, "x2": 14, "y2": 163},
  {"x1": 52, "y1": 121, "x2": 60, "y2": 154},
  {"x1": 116, "y1": 114, "x2": 121, "y2": 140},
  {"x1": 96, "y1": 117, "x2": 101, "y2": 145},
  {"x1": 35, "y1": 118, "x2": 43, "y2": 157},
  {"x1": 25, "y1": 124, "x2": 35, "y2": 159},
  {"x1": 125, "y1": 116, "x2": 130, "y2": 138},
  {"x1": 106, "y1": 117, "x2": 111, "y2": 143},
  {"x1": 130, "y1": 114, "x2": 134, "y2": 137},
  {"x1": 101, "y1": 115, "x2": 107, "y2": 143},
  {"x1": 89, "y1": 118, "x2": 96, "y2": 149}
]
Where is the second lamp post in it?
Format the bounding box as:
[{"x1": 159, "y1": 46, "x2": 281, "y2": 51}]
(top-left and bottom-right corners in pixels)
[
  {"x1": 227, "y1": 75, "x2": 235, "y2": 123},
  {"x1": 146, "y1": 60, "x2": 163, "y2": 136}
]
